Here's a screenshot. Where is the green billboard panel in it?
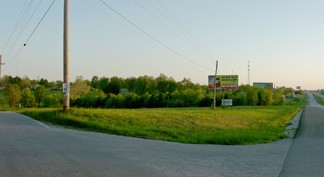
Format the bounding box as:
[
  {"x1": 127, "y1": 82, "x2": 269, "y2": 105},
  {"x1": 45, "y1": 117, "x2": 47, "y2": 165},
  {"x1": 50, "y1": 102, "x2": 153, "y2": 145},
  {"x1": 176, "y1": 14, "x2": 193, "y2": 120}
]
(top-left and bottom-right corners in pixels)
[
  {"x1": 208, "y1": 75, "x2": 239, "y2": 90},
  {"x1": 253, "y1": 82, "x2": 273, "y2": 89}
]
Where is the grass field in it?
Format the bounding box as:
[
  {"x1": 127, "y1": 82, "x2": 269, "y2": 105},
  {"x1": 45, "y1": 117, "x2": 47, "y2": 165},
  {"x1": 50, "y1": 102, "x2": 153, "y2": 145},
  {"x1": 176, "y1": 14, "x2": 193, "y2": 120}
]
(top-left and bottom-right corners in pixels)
[
  {"x1": 14, "y1": 102, "x2": 304, "y2": 145},
  {"x1": 313, "y1": 93, "x2": 324, "y2": 105},
  {"x1": 1, "y1": 89, "x2": 305, "y2": 145}
]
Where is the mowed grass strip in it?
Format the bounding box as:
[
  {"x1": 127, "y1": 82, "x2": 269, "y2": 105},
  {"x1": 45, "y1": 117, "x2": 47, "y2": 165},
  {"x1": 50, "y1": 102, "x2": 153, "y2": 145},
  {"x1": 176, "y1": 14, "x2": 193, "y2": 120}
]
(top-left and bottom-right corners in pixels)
[
  {"x1": 313, "y1": 93, "x2": 324, "y2": 105},
  {"x1": 17, "y1": 105, "x2": 301, "y2": 145}
]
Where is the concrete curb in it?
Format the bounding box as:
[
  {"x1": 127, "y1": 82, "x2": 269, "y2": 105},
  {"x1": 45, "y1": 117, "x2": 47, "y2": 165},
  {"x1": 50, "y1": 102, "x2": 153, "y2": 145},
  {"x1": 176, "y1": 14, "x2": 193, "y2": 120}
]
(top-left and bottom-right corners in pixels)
[{"x1": 284, "y1": 109, "x2": 303, "y2": 139}]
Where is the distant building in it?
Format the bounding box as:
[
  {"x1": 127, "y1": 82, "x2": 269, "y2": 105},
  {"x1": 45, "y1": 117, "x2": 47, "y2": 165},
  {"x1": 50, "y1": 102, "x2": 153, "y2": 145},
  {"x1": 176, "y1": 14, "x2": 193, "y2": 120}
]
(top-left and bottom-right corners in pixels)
[{"x1": 253, "y1": 82, "x2": 273, "y2": 89}]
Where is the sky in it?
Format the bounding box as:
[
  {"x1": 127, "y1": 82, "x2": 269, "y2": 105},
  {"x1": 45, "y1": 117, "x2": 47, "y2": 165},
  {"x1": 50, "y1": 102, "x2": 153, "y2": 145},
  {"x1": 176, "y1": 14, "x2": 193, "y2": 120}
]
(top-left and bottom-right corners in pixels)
[{"x1": 1, "y1": 0, "x2": 324, "y2": 90}]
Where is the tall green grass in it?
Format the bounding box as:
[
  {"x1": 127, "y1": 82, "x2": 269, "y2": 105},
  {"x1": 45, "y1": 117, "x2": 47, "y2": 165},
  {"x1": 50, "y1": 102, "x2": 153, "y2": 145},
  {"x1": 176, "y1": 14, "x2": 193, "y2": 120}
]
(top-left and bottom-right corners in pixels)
[{"x1": 17, "y1": 104, "x2": 302, "y2": 145}]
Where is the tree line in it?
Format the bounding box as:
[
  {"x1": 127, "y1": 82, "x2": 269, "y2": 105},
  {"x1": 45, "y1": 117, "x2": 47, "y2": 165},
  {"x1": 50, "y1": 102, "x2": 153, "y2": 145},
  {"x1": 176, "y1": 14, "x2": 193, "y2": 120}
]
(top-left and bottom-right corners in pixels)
[{"x1": 0, "y1": 74, "x2": 299, "y2": 108}]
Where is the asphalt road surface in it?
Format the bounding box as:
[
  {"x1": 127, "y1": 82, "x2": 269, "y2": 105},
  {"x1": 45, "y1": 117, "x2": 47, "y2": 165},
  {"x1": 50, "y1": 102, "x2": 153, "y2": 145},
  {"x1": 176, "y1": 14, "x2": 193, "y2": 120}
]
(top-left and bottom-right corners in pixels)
[
  {"x1": 0, "y1": 111, "x2": 294, "y2": 177},
  {"x1": 279, "y1": 92, "x2": 324, "y2": 177}
]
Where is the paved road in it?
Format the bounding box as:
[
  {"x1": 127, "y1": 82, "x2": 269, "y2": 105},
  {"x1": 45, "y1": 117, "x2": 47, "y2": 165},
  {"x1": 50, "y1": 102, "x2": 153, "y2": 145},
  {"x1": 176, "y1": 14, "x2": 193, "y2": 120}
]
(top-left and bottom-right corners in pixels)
[
  {"x1": 0, "y1": 112, "x2": 293, "y2": 177},
  {"x1": 280, "y1": 92, "x2": 324, "y2": 177}
]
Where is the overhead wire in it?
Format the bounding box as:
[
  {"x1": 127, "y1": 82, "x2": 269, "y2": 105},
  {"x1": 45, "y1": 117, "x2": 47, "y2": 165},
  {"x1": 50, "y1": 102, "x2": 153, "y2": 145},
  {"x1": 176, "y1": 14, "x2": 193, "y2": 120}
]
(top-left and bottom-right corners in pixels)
[
  {"x1": 141, "y1": 0, "x2": 216, "y2": 65},
  {"x1": 98, "y1": 0, "x2": 213, "y2": 72},
  {"x1": 22, "y1": 0, "x2": 43, "y2": 45},
  {"x1": 134, "y1": 0, "x2": 208, "y2": 62},
  {"x1": 83, "y1": 0, "x2": 140, "y2": 37},
  {"x1": 4, "y1": 0, "x2": 57, "y2": 73},
  {"x1": 1, "y1": 1, "x2": 28, "y2": 52},
  {"x1": 5, "y1": 0, "x2": 36, "y2": 58},
  {"x1": 156, "y1": 0, "x2": 216, "y2": 63},
  {"x1": 24, "y1": 0, "x2": 56, "y2": 46}
]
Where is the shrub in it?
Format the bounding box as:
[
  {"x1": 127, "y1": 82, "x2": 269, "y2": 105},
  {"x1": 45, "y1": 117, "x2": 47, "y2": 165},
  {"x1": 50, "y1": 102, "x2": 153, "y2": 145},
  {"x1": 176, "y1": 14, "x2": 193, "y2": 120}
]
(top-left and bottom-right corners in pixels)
[
  {"x1": 21, "y1": 88, "x2": 36, "y2": 107},
  {"x1": 43, "y1": 92, "x2": 63, "y2": 107},
  {"x1": 106, "y1": 94, "x2": 126, "y2": 108},
  {"x1": 77, "y1": 90, "x2": 106, "y2": 108},
  {"x1": 6, "y1": 84, "x2": 21, "y2": 107},
  {"x1": 233, "y1": 90, "x2": 247, "y2": 106}
]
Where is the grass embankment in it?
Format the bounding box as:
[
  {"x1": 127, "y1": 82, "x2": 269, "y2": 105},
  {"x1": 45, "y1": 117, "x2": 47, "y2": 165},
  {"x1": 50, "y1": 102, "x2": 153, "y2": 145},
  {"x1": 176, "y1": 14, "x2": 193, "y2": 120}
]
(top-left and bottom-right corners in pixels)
[
  {"x1": 313, "y1": 93, "x2": 324, "y2": 105},
  {"x1": 16, "y1": 98, "x2": 304, "y2": 145}
]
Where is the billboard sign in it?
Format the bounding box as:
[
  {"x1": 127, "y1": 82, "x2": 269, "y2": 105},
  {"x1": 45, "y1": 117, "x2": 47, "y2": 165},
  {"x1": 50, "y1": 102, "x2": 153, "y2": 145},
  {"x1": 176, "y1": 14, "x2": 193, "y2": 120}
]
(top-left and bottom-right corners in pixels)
[
  {"x1": 208, "y1": 75, "x2": 239, "y2": 90},
  {"x1": 253, "y1": 82, "x2": 273, "y2": 89}
]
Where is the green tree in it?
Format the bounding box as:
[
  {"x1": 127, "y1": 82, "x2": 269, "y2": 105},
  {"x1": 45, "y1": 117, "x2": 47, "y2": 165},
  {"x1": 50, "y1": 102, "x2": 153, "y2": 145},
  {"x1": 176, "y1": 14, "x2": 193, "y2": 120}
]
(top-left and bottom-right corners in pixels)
[
  {"x1": 264, "y1": 89, "x2": 274, "y2": 105},
  {"x1": 35, "y1": 85, "x2": 46, "y2": 107},
  {"x1": 99, "y1": 77, "x2": 109, "y2": 94},
  {"x1": 43, "y1": 92, "x2": 63, "y2": 107},
  {"x1": 21, "y1": 88, "x2": 35, "y2": 107},
  {"x1": 12, "y1": 76, "x2": 22, "y2": 87},
  {"x1": 125, "y1": 77, "x2": 137, "y2": 93},
  {"x1": 284, "y1": 87, "x2": 294, "y2": 98},
  {"x1": 21, "y1": 76, "x2": 31, "y2": 89},
  {"x1": 233, "y1": 90, "x2": 247, "y2": 105},
  {"x1": 246, "y1": 88, "x2": 258, "y2": 106},
  {"x1": 38, "y1": 78, "x2": 49, "y2": 88},
  {"x1": 78, "y1": 90, "x2": 106, "y2": 108},
  {"x1": 1, "y1": 75, "x2": 11, "y2": 87},
  {"x1": 48, "y1": 81, "x2": 56, "y2": 89},
  {"x1": 134, "y1": 75, "x2": 156, "y2": 95},
  {"x1": 125, "y1": 93, "x2": 142, "y2": 108},
  {"x1": 147, "y1": 92, "x2": 164, "y2": 107},
  {"x1": 170, "y1": 88, "x2": 204, "y2": 107},
  {"x1": 6, "y1": 84, "x2": 21, "y2": 107},
  {"x1": 55, "y1": 80, "x2": 63, "y2": 90},
  {"x1": 156, "y1": 74, "x2": 177, "y2": 93},
  {"x1": 105, "y1": 94, "x2": 126, "y2": 108},
  {"x1": 107, "y1": 76, "x2": 123, "y2": 94},
  {"x1": 258, "y1": 89, "x2": 273, "y2": 106},
  {"x1": 70, "y1": 76, "x2": 90, "y2": 100},
  {"x1": 91, "y1": 76, "x2": 99, "y2": 89},
  {"x1": 179, "y1": 78, "x2": 194, "y2": 88},
  {"x1": 273, "y1": 88, "x2": 284, "y2": 105}
]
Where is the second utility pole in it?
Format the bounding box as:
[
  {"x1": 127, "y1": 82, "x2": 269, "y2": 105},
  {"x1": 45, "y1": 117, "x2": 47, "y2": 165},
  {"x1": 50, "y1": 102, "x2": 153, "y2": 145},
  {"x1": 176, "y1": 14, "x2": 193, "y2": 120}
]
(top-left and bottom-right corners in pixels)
[
  {"x1": 0, "y1": 55, "x2": 5, "y2": 81},
  {"x1": 63, "y1": 0, "x2": 70, "y2": 111},
  {"x1": 0, "y1": 55, "x2": 5, "y2": 82}
]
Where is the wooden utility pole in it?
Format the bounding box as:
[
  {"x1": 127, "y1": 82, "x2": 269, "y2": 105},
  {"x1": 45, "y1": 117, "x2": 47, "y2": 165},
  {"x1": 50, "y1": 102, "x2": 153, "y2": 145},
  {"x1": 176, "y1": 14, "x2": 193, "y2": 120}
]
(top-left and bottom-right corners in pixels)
[
  {"x1": 213, "y1": 60, "x2": 218, "y2": 109},
  {"x1": 63, "y1": 0, "x2": 70, "y2": 111},
  {"x1": 0, "y1": 55, "x2": 5, "y2": 81}
]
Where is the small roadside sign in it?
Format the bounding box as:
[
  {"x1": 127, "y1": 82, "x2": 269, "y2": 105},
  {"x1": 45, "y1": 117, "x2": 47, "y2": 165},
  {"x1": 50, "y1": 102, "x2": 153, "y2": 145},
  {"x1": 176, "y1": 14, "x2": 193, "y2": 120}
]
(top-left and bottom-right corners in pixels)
[
  {"x1": 222, "y1": 99, "x2": 233, "y2": 106},
  {"x1": 63, "y1": 83, "x2": 70, "y2": 93}
]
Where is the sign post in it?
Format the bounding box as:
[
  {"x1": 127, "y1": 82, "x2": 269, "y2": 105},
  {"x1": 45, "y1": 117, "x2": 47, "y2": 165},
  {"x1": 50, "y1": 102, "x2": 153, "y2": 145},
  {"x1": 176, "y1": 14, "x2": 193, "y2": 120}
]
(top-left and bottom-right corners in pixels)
[
  {"x1": 213, "y1": 61, "x2": 218, "y2": 109},
  {"x1": 209, "y1": 74, "x2": 239, "y2": 107}
]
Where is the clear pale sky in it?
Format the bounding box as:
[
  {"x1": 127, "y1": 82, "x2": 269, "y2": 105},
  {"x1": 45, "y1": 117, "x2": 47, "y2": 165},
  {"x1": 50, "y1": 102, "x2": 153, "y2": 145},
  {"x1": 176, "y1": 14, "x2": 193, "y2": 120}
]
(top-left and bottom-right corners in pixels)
[{"x1": 1, "y1": 0, "x2": 323, "y2": 90}]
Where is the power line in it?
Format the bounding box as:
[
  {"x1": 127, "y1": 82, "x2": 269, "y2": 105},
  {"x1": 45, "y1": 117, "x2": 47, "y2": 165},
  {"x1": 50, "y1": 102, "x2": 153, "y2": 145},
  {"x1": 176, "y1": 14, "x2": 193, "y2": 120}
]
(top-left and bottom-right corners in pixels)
[
  {"x1": 4, "y1": 0, "x2": 36, "y2": 58},
  {"x1": 156, "y1": 0, "x2": 216, "y2": 63},
  {"x1": 83, "y1": 0, "x2": 140, "y2": 36},
  {"x1": 1, "y1": 1, "x2": 28, "y2": 52},
  {"x1": 134, "y1": 0, "x2": 214, "y2": 65},
  {"x1": 98, "y1": 0, "x2": 213, "y2": 72},
  {"x1": 24, "y1": 0, "x2": 56, "y2": 46},
  {"x1": 21, "y1": 0, "x2": 43, "y2": 44},
  {"x1": 4, "y1": 0, "x2": 57, "y2": 73}
]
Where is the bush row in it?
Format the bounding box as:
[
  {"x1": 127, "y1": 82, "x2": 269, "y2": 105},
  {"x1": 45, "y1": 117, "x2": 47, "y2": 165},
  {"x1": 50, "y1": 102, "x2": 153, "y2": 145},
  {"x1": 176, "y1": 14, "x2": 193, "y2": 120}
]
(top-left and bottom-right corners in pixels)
[
  {"x1": 71, "y1": 86, "x2": 296, "y2": 108},
  {"x1": 2, "y1": 74, "x2": 300, "y2": 108}
]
